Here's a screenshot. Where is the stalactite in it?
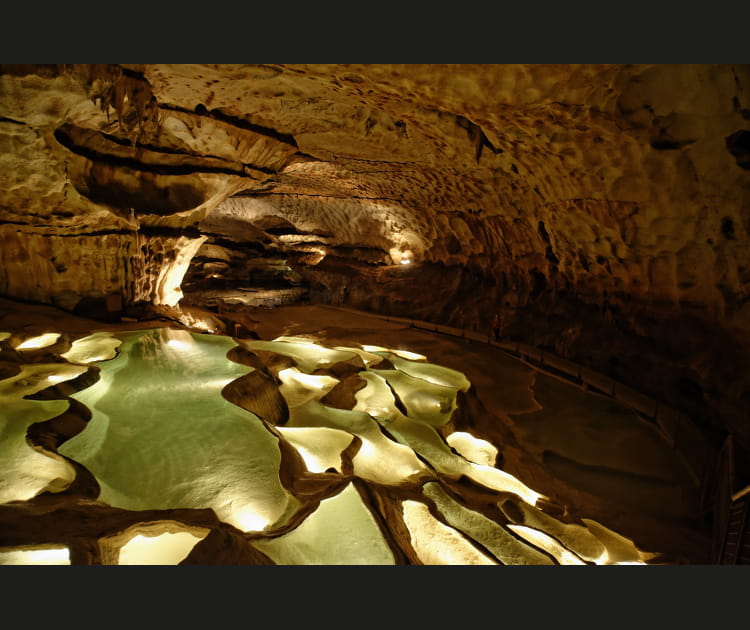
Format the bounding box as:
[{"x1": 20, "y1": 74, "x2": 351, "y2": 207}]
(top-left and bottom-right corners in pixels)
[{"x1": 64, "y1": 64, "x2": 161, "y2": 152}]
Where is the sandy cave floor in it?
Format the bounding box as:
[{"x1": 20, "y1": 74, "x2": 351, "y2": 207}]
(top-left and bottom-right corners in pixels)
[{"x1": 0, "y1": 298, "x2": 714, "y2": 564}]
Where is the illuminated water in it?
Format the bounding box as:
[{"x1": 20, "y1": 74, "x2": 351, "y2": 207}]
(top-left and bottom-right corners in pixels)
[
  {"x1": 31, "y1": 326, "x2": 663, "y2": 564},
  {"x1": 58, "y1": 328, "x2": 301, "y2": 533}
]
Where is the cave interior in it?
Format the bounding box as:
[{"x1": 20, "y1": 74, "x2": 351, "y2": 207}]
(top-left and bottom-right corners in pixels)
[{"x1": 1, "y1": 63, "x2": 750, "y2": 565}]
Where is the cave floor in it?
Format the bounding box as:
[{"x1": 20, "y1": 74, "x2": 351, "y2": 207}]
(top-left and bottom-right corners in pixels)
[
  {"x1": 236, "y1": 303, "x2": 714, "y2": 562},
  {"x1": 0, "y1": 298, "x2": 715, "y2": 564}
]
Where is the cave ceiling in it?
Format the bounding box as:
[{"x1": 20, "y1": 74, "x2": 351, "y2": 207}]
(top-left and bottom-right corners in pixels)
[
  {"x1": 1, "y1": 64, "x2": 748, "y2": 298},
  {"x1": 2, "y1": 64, "x2": 748, "y2": 283}
]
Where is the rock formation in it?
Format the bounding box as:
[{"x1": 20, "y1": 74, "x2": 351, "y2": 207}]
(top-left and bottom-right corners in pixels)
[
  {"x1": 0, "y1": 300, "x2": 713, "y2": 564},
  {"x1": 1, "y1": 63, "x2": 750, "y2": 525}
]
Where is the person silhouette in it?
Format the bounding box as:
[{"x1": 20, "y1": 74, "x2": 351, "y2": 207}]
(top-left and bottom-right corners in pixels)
[{"x1": 491, "y1": 311, "x2": 503, "y2": 342}]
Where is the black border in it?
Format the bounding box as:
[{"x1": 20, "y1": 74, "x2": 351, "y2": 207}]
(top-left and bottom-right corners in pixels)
[
  {"x1": 6, "y1": 564, "x2": 750, "y2": 623},
  {"x1": 3, "y1": 4, "x2": 749, "y2": 61}
]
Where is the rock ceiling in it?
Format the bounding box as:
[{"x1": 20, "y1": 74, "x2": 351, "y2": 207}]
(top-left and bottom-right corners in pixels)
[{"x1": 1, "y1": 63, "x2": 750, "y2": 457}]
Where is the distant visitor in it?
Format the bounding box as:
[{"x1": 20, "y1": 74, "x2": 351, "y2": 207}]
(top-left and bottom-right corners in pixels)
[{"x1": 491, "y1": 311, "x2": 503, "y2": 342}]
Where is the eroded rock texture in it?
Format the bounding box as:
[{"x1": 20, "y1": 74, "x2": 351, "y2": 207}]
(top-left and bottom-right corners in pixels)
[{"x1": 1, "y1": 63, "x2": 750, "y2": 459}]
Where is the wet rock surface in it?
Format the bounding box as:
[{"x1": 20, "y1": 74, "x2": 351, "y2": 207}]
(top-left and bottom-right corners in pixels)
[{"x1": 0, "y1": 298, "x2": 713, "y2": 564}]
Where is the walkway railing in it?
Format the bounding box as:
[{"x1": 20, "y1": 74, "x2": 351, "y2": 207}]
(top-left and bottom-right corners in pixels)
[
  {"x1": 321, "y1": 304, "x2": 718, "y2": 512},
  {"x1": 714, "y1": 436, "x2": 750, "y2": 563},
  {"x1": 497, "y1": 339, "x2": 715, "y2": 498}
]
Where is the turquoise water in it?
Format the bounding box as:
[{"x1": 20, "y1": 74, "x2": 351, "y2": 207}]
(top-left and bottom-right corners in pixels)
[
  {"x1": 58, "y1": 328, "x2": 301, "y2": 533},
  {"x1": 49, "y1": 327, "x2": 664, "y2": 564}
]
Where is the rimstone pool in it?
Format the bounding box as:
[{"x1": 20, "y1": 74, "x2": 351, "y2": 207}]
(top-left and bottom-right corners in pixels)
[{"x1": 0, "y1": 312, "x2": 704, "y2": 565}]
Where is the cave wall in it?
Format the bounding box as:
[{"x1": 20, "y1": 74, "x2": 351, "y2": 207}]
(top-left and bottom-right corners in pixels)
[{"x1": 0, "y1": 226, "x2": 209, "y2": 313}]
